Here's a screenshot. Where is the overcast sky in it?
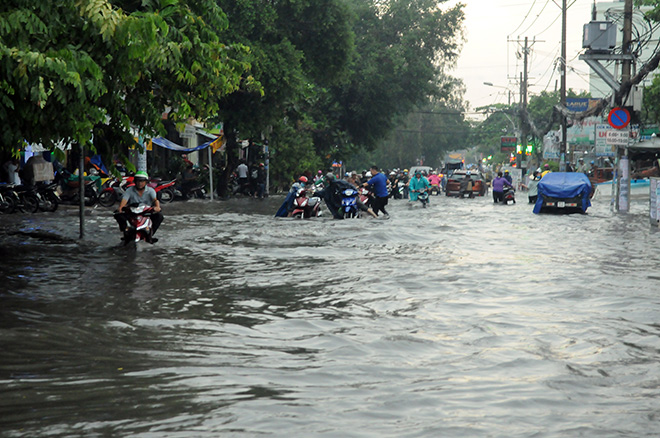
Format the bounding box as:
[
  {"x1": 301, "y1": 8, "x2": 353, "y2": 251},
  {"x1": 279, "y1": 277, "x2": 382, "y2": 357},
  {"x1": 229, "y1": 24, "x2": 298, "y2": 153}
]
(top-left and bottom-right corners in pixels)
[{"x1": 449, "y1": 0, "x2": 597, "y2": 116}]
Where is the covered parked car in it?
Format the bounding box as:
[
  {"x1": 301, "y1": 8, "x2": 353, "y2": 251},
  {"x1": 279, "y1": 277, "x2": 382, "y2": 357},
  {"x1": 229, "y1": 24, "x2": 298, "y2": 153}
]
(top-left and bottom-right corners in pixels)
[
  {"x1": 445, "y1": 170, "x2": 487, "y2": 197},
  {"x1": 533, "y1": 172, "x2": 592, "y2": 214}
]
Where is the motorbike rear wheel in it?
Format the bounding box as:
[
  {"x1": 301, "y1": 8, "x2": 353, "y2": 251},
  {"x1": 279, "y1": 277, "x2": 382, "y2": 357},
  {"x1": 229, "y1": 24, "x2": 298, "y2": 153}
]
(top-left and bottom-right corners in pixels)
[
  {"x1": 20, "y1": 193, "x2": 40, "y2": 213},
  {"x1": 39, "y1": 191, "x2": 59, "y2": 212},
  {"x1": 98, "y1": 190, "x2": 117, "y2": 207},
  {"x1": 158, "y1": 189, "x2": 174, "y2": 203},
  {"x1": 0, "y1": 195, "x2": 15, "y2": 214}
]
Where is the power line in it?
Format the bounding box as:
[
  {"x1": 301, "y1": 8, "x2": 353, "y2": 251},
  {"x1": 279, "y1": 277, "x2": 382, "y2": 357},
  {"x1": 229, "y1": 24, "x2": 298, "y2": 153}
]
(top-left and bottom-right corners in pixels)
[
  {"x1": 508, "y1": 0, "x2": 539, "y2": 38},
  {"x1": 519, "y1": 0, "x2": 552, "y2": 36}
]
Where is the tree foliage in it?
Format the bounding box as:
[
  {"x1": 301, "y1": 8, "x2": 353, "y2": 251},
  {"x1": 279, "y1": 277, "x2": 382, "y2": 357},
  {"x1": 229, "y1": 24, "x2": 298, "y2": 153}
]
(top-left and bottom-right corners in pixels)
[{"x1": 0, "y1": 0, "x2": 249, "y2": 155}]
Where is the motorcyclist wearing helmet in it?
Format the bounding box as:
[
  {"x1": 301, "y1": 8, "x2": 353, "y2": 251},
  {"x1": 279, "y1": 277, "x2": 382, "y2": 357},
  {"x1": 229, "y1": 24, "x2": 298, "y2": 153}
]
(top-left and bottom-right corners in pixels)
[
  {"x1": 541, "y1": 163, "x2": 552, "y2": 178},
  {"x1": 114, "y1": 171, "x2": 163, "y2": 243},
  {"x1": 275, "y1": 175, "x2": 309, "y2": 217},
  {"x1": 459, "y1": 171, "x2": 475, "y2": 198},
  {"x1": 409, "y1": 170, "x2": 430, "y2": 202},
  {"x1": 503, "y1": 169, "x2": 513, "y2": 184},
  {"x1": 576, "y1": 157, "x2": 589, "y2": 174},
  {"x1": 313, "y1": 173, "x2": 353, "y2": 219}
]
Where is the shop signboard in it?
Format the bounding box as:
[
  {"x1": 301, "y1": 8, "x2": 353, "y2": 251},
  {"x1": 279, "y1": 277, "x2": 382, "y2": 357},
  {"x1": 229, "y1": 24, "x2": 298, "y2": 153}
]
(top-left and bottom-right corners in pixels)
[{"x1": 500, "y1": 136, "x2": 517, "y2": 152}]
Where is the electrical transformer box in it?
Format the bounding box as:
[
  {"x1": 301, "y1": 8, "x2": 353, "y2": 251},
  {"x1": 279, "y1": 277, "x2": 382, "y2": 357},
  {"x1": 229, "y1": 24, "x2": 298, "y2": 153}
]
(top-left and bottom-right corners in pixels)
[{"x1": 583, "y1": 21, "x2": 617, "y2": 52}]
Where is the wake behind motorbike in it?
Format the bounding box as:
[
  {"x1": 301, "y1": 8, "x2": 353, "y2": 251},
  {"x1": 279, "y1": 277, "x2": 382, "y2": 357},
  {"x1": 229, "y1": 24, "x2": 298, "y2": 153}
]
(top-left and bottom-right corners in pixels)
[{"x1": 291, "y1": 188, "x2": 321, "y2": 218}]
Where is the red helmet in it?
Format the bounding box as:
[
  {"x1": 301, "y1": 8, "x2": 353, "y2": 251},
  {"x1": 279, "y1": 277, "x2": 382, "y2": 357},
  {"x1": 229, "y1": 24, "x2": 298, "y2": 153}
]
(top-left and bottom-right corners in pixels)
[{"x1": 298, "y1": 176, "x2": 308, "y2": 183}]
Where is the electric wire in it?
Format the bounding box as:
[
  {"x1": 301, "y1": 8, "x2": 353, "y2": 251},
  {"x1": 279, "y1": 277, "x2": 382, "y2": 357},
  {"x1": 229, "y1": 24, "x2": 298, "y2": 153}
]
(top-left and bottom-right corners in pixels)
[
  {"x1": 507, "y1": 0, "x2": 539, "y2": 38},
  {"x1": 519, "y1": 0, "x2": 552, "y2": 36}
]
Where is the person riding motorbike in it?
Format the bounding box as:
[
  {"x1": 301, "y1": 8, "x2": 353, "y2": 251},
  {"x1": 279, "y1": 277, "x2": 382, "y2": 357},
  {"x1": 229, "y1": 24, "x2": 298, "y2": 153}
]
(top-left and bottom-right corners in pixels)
[
  {"x1": 409, "y1": 171, "x2": 430, "y2": 202},
  {"x1": 114, "y1": 171, "x2": 163, "y2": 243},
  {"x1": 314, "y1": 173, "x2": 375, "y2": 219},
  {"x1": 459, "y1": 172, "x2": 475, "y2": 198},
  {"x1": 275, "y1": 175, "x2": 309, "y2": 217}
]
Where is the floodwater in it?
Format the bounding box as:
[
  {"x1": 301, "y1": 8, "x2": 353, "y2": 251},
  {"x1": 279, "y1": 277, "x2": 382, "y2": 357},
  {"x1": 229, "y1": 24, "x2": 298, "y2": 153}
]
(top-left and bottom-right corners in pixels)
[{"x1": 1, "y1": 187, "x2": 660, "y2": 437}]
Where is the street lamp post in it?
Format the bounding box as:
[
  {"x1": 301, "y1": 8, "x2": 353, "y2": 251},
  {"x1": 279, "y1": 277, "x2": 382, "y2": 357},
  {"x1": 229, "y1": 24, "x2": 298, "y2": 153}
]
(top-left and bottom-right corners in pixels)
[{"x1": 483, "y1": 82, "x2": 514, "y2": 105}]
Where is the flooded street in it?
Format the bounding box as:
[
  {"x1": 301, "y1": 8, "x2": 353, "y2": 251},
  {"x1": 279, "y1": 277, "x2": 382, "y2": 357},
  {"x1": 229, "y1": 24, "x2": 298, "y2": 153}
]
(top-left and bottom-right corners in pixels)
[{"x1": 2, "y1": 190, "x2": 660, "y2": 437}]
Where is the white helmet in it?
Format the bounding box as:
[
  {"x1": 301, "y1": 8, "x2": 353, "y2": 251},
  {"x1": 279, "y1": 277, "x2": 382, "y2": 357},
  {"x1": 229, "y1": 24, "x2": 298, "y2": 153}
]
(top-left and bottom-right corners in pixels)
[{"x1": 365, "y1": 171, "x2": 372, "y2": 178}]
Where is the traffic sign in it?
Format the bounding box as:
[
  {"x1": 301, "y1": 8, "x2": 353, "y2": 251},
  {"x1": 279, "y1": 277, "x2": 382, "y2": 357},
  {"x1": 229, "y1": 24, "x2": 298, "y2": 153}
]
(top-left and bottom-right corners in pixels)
[{"x1": 608, "y1": 107, "x2": 631, "y2": 130}]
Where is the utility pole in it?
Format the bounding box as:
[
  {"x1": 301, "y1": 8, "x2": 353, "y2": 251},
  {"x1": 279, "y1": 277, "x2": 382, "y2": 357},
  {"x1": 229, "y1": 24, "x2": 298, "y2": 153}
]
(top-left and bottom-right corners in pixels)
[
  {"x1": 560, "y1": 0, "x2": 567, "y2": 169},
  {"x1": 518, "y1": 37, "x2": 529, "y2": 170},
  {"x1": 616, "y1": 0, "x2": 634, "y2": 212}
]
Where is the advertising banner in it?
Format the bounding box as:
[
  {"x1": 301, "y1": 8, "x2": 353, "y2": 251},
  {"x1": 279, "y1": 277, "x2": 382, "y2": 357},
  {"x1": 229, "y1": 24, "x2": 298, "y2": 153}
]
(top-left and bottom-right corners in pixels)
[
  {"x1": 595, "y1": 124, "x2": 615, "y2": 157},
  {"x1": 651, "y1": 178, "x2": 660, "y2": 225},
  {"x1": 567, "y1": 116, "x2": 600, "y2": 146},
  {"x1": 618, "y1": 156, "x2": 630, "y2": 212},
  {"x1": 543, "y1": 131, "x2": 560, "y2": 159}
]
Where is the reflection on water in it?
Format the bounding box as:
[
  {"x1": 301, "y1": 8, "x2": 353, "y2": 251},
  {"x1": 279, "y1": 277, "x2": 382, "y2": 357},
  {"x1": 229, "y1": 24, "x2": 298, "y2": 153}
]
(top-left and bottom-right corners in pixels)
[{"x1": 2, "y1": 195, "x2": 660, "y2": 437}]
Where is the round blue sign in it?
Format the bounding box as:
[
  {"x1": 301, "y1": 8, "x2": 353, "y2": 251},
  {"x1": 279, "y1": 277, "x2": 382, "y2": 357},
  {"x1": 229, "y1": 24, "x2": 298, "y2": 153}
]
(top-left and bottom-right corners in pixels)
[{"x1": 608, "y1": 107, "x2": 631, "y2": 130}]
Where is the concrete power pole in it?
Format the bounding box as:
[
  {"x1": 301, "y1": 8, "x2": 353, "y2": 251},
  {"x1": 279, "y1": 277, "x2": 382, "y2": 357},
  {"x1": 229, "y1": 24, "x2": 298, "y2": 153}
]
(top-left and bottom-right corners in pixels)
[
  {"x1": 616, "y1": 0, "x2": 634, "y2": 212},
  {"x1": 518, "y1": 37, "x2": 529, "y2": 170},
  {"x1": 560, "y1": 0, "x2": 567, "y2": 169}
]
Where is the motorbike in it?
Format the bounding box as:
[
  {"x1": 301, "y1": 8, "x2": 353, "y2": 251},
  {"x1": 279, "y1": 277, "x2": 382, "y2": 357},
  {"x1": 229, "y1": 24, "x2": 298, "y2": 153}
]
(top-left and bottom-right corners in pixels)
[
  {"x1": 56, "y1": 171, "x2": 99, "y2": 206},
  {"x1": 149, "y1": 179, "x2": 178, "y2": 203},
  {"x1": 430, "y1": 184, "x2": 440, "y2": 196},
  {"x1": 291, "y1": 188, "x2": 322, "y2": 218},
  {"x1": 175, "y1": 181, "x2": 206, "y2": 200},
  {"x1": 0, "y1": 184, "x2": 17, "y2": 214},
  {"x1": 35, "y1": 181, "x2": 60, "y2": 212},
  {"x1": 3, "y1": 184, "x2": 40, "y2": 213},
  {"x1": 120, "y1": 204, "x2": 156, "y2": 245},
  {"x1": 341, "y1": 188, "x2": 360, "y2": 218},
  {"x1": 391, "y1": 181, "x2": 405, "y2": 199},
  {"x1": 415, "y1": 189, "x2": 430, "y2": 208},
  {"x1": 502, "y1": 186, "x2": 516, "y2": 205},
  {"x1": 359, "y1": 187, "x2": 373, "y2": 207}
]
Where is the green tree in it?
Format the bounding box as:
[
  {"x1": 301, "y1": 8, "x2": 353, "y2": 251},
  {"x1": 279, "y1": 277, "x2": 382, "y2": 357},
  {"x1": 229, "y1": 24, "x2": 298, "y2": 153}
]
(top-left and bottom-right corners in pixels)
[
  {"x1": 0, "y1": 0, "x2": 249, "y2": 158},
  {"x1": 319, "y1": 0, "x2": 465, "y2": 163},
  {"x1": 212, "y1": 0, "x2": 355, "y2": 195}
]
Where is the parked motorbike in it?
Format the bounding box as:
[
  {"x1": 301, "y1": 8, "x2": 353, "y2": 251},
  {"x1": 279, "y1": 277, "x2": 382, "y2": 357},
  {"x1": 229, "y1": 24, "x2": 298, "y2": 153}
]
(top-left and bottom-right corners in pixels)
[
  {"x1": 120, "y1": 204, "x2": 156, "y2": 245},
  {"x1": 341, "y1": 188, "x2": 360, "y2": 218},
  {"x1": 4, "y1": 185, "x2": 40, "y2": 213},
  {"x1": 291, "y1": 188, "x2": 321, "y2": 218},
  {"x1": 56, "y1": 171, "x2": 99, "y2": 206},
  {"x1": 35, "y1": 181, "x2": 60, "y2": 212},
  {"x1": 149, "y1": 179, "x2": 177, "y2": 203},
  {"x1": 502, "y1": 186, "x2": 516, "y2": 205},
  {"x1": 175, "y1": 182, "x2": 206, "y2": 200},
  {"x1": 0, "y1": 185, "x2": 17, "y2": 214},
  {"x1": 98, "y1": 177, "x2": 128, "y2": 207}
]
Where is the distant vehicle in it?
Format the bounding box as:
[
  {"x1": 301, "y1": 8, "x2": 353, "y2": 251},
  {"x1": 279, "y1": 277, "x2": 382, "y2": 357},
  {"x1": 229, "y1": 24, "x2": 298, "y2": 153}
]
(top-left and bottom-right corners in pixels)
[
  {"x1": 445, "y1": 169, "x2": 487, "y2": 197},
  {"x1": 533, "y1": 172, "x2": 592, "y2": 214},
  {"x1": 409, "y1": 166, "x2": 433, "y2": 176}
]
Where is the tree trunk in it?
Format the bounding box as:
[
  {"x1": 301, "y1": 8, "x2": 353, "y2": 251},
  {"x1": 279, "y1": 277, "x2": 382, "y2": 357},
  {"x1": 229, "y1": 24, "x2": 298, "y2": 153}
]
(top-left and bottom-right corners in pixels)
[{"x1": 217, "y1": 122, "x2": 239, "y2": 198}]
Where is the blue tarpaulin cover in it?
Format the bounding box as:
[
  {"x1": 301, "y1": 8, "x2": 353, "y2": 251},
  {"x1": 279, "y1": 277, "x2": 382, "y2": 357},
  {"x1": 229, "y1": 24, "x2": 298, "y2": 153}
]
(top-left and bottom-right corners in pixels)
[
  {"x1": 151, "y1": 136, "x2": 218, "y2": 152},
  {"x1": 533, "y1": 172, "x2": 592, "y2": 214}
]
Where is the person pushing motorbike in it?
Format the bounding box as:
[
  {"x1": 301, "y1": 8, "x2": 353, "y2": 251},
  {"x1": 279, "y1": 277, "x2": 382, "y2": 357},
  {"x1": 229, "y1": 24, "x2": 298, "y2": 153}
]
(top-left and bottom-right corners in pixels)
[{"x1": 114, "y1": 171, "x2": 163, "y2": 243}]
